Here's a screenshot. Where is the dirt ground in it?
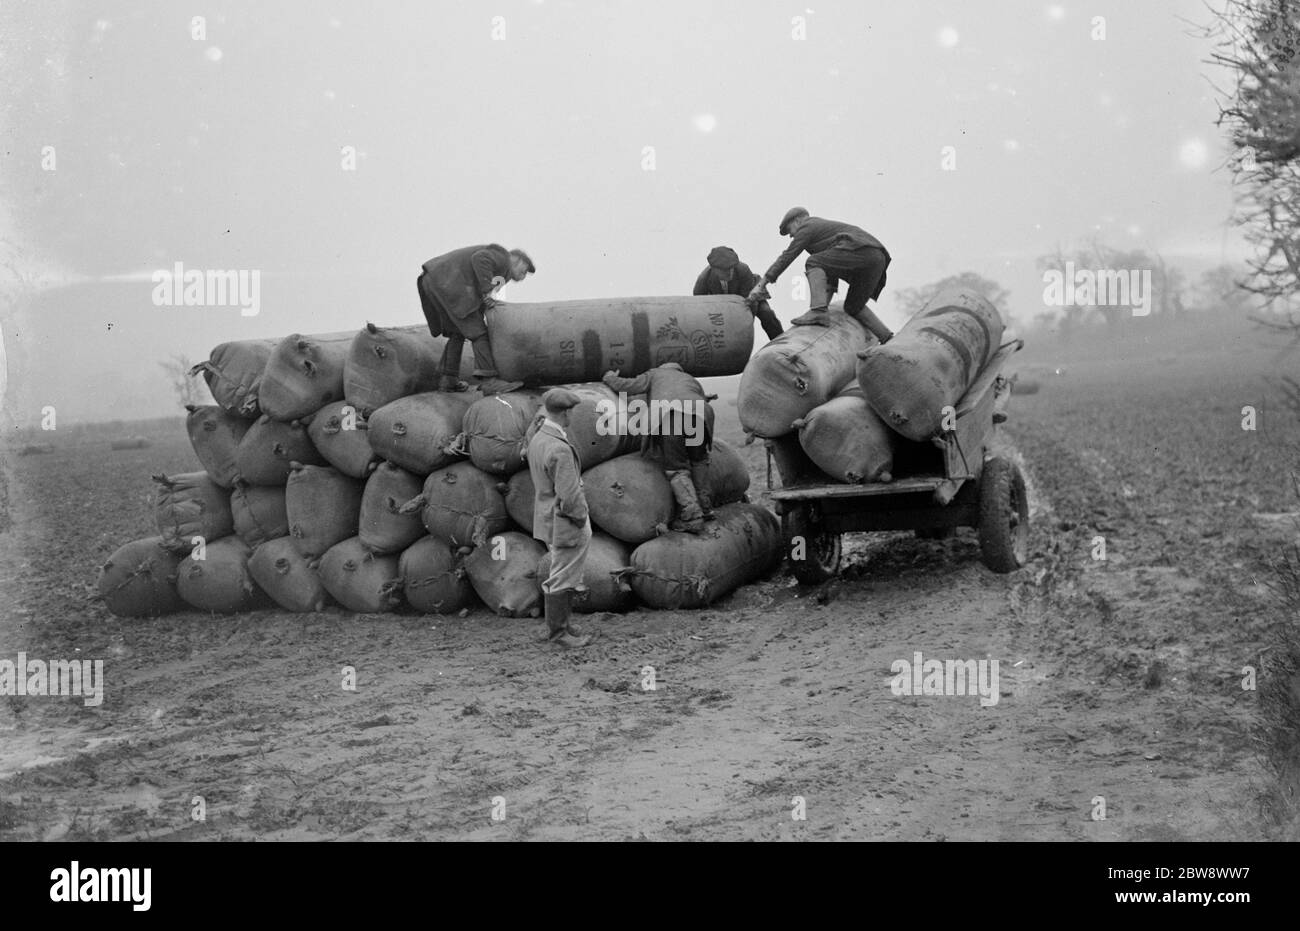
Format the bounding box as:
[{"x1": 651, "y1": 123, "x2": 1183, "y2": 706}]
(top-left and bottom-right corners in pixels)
[{"x1": 0, "y1": 325, "x2": 1293, "y2": 841}]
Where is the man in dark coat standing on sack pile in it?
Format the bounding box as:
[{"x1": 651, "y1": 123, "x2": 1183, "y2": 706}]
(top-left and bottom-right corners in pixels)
[
  {"x1": 417, "y1": 243, "x2": 536, "y2": 396},
  {"x1": 601, "y1": 362, "x2": 715, "y2": 534},
  {"x1": 747, "y1": 207, "x2": 895, "y2": 340},
  {"x1": 527, "y1": 388, "x2": 593, "y2": 649},
  {"x1": 693, "y1": 246, "x2": 784, "y2": 341}
]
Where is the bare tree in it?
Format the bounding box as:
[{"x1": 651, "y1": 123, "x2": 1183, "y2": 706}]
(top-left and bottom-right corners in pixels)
[
  {"x1": 1205, "y1": 0, "x2": 1300, "y2": 322},
  {"x1": 893, "y1": 271, "x2": 1012, "y2": 319},
  {"x1": 159, "y1": 353, "x2": 203, "y2": 409}
]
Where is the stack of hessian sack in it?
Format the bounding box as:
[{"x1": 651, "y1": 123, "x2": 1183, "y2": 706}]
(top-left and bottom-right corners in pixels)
[
  {"x1": 97, "y1": 296, "x2": 783, "y2": 620},
  {"x1": 738, "y1": 289, "x2": 1006, "y2": 487}
]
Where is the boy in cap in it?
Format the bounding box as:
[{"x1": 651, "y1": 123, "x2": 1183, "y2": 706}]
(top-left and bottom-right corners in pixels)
[
  {"x1": 602, "y1": 362, "x2": 715, "y2": 534},
  {"x1": 693, "y1": 246, "x2": 784, "y2": 340},
  {"x1": 526, "y1": 387, "x2": 593, "y2": 648},
  {"x1": 417, "y1": 243, "x2": 536, "y2": 396},
  {"x1": 748, "y1": 208, "x2": 894, "y2": 340}
]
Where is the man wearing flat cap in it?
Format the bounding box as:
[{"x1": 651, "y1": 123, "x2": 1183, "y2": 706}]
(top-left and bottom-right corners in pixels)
[
  {"x1": 693, "y1": 246, "x2": 784, "y2": 341},
  {"x1": 417, "y1": 243, "x2": 536, "y2": 396},
  {"x1": 747, "y1": 208, "x2": 895, "y2": 340},
  {"x1": 526, "y1": 388, "x2": 593, "y2": 648},
  {"x1": 602, "y1": 362, "x2": 715, "y2": 534}
]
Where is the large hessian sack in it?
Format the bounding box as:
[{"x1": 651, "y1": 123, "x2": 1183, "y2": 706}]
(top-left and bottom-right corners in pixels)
[
  {"x1": 176, "y1": 537, "x2": 266, "y2": 613},
  {"x1": 231, "y1": 484, "x2": 289, "y2": 547},
  {"x1": 191, "y1": 338, "x2": 278, "y2": 418},
  {"x1": 538, "y1": 532, "x2": 633, "y2": 613},
  {"x1": 367, "y1": 391, "x2": 477, "y2": 475},
  {"x1": 488, "y1": 296, "x2": 754, "y2": 384},
  {"x1": 185, "y1": 404, "x2": 250, "y2": 487},
  {"x1": 793, "y1": 382, "x2": 895, "y2": 483},
  {"x1": 234, "y1": 415, "x2": 325, "y2": 486},
  {"x1": 583, "y1": 439, "x2": 750, "y2": 544},
  {"x1": 257, "y1": 331, "x2": 355, "y2": 422},
  {"x1": 399, "y1": 536, "x2": 477, "y2": 615},
  {"x1": 318, "y1": 537, "x2": 403, "y2": 613},
  {"x1": 737, "y1": 308, "x2": 872, "y2": 439},
  {"x1": 97, "y1": 536, "x2": 186, "y2": 617},
  {"x1": 286, "y1": 463, "x2": 364, "y2": 560},
  {"x1": 856, "y1": 287, "x2": 1005, "y2": 441},
  {"x1": 462, "y1": 390, "x2": 544, "y2": 475},
  {"x1": 503, "y1": 469, "x2": 536, "y2": 534},
  {"x1": 554, "y1": 382, "x2": 641, "y2": 470},
  {"x1": 343, "y1": 323, "x2": 475, "y2": 419},
  {"x1": 463, "y1": 531, "x2": 545, "y2": 617},
  {"x1": 153, "y1": 472, "x2": 234, "y2": 552},
  {"x1": 358, "y1": 462, "x2": 425, "y2": 555},
  {"x1": 248, "y1": 537, "x2": 333, "y2": 613},
  {"x1": 306, "y1": 400, "x2": 379, "y2": 479},
  {"x1": 411, "y1": 462, "x2": 511, "y2": 548},
  {"x1": 629, "y1": 502, "x2": 782, "y2": 609}
]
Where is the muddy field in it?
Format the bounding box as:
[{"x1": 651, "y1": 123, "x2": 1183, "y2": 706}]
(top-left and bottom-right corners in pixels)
[{"x1": 0, "y1": 325, "x2": 1294, "y2": 841}]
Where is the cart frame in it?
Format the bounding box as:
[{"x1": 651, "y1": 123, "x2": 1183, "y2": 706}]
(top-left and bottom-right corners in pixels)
[{"x1": 769, "y1": 338, "x2": 1028, "y2": 583}]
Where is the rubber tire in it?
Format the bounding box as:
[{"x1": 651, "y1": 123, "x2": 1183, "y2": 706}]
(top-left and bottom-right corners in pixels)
[
  {"x1": 782, "y1": 506, "x2": 841, "y2": 585},
  {"x1": 915, "y1": 527, "x2": 954, "y2": 541},
  {"x1": 978, "y1": 457, "x2": 1029, "y2": 573}
]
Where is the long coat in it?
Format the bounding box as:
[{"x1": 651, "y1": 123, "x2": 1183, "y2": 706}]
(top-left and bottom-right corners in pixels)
[
  {"x1": 420, "y1": 244, "x2": 513, "y2": 324},
  {"x1": 603, "y1": 363, "x2": 714, "y2": 458},
  {"x1": 527, "y1": 421, "x2": 590, "y2": 549}
]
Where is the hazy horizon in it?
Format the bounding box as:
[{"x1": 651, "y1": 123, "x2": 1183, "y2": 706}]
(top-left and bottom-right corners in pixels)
[{"x1": 1, "y1": 0, "x2": 1257, "y2": 426}]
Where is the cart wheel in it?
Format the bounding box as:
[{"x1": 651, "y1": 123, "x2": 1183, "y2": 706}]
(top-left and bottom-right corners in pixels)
[
  {"x1": 915, "y1": 527, "x2": 954, "y2": 541},
  {"x1": 978, "y1": 457, "x2": 1029, "y2": 572},
  {"x1": 783, "y1": 505, "x2": 841, "y2": 585}
]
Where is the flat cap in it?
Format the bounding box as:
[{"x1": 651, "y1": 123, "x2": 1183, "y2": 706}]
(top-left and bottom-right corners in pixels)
[
  {"x1": 510, "y1": 249, "x2": 536, "y2": 273},
  {"x1": 542, "y1": 387, "x2": 582, "y2": 413},
  {"x1": 779, "y1": 206, "x2": 809, "y2": 235},
  {"x1": 707, "y1": 246, "x2": 739, "y2": 270}
]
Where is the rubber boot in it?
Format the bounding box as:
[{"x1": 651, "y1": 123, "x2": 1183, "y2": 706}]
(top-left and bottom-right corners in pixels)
[
  {"x1": 847, "y1": 306, "x2": 894, "y2": 344},
  {"x1": 476, "y1": 376, "x2": 524, "y2": 396},
  {"x1": 790, "y1": 268, "x2": 831, "y2": 327},
  {"x1": 690, "y1": 461, "x2": 715, "y2": 521},
  {"x1": 545, "y1": 590, "x2": 591, "y2": 648},
  {"x1": 667, "y1": 470, "x2": 705, "y2": 533}
]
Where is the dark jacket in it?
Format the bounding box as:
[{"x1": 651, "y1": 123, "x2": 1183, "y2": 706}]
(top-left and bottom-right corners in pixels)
[
  {"x1": 603, "y1": 363, "x2": 714, "y2": 457},
  {"x1": 420, "y1": 244, "x2": 513, "y2": 322},
  {"x1": 693, "y1": 261, "x2": 761, "y2": 298},
  {"x1": 763, "y1": 218, "x2": 889, "y2": 284},
  {"x1": 527, "y1": 420, "x2": 590, "y2": 549}
]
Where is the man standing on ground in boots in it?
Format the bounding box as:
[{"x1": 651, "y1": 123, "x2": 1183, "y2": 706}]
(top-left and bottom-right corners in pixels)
[
  {"x1": 601, "y1": 362, "x2": 715, "y2": 534},
  {"x1": 416, "y1": 243, "x2": 535, "y2": 396},
  {"x1": 747, "y1": 207, "x2": 895, "y2": 341},
  {"x1": 693, "y1": 245, "x2": 784, "y2": 341},
  {"x1": 527, "y1": 388, "x2": 593, "y2": 649}
]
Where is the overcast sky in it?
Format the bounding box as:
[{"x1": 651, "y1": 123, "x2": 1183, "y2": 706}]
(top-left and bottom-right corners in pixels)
[{"x1": 1, "y1": 0, "x2": 1245, "y2": 424}]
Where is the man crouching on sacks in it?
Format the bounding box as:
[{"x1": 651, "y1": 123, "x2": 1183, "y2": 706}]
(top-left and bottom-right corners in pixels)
[
  {"x1": 527, "y1": 388, "x2": 594, "y2": 649},
  {"x1": 416, "y1": 243, "x2": 535, "y2": 396},
  {"x1": 602, "y1": 363, "x2": 715, "y2": 535}
]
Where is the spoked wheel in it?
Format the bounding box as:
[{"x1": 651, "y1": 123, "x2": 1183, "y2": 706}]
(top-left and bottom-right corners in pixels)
[
  {"x1": 978, "y1": 457, "x2": 1030, "y2": 572},
  {"x1": 782, "y1": 505, "x2": 842, "y2": 585}
]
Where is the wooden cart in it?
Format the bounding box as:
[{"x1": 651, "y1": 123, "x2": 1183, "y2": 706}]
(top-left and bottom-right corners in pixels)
[{"x1": 769, "y1": 339, "x2": 1028, "y2": 584}]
